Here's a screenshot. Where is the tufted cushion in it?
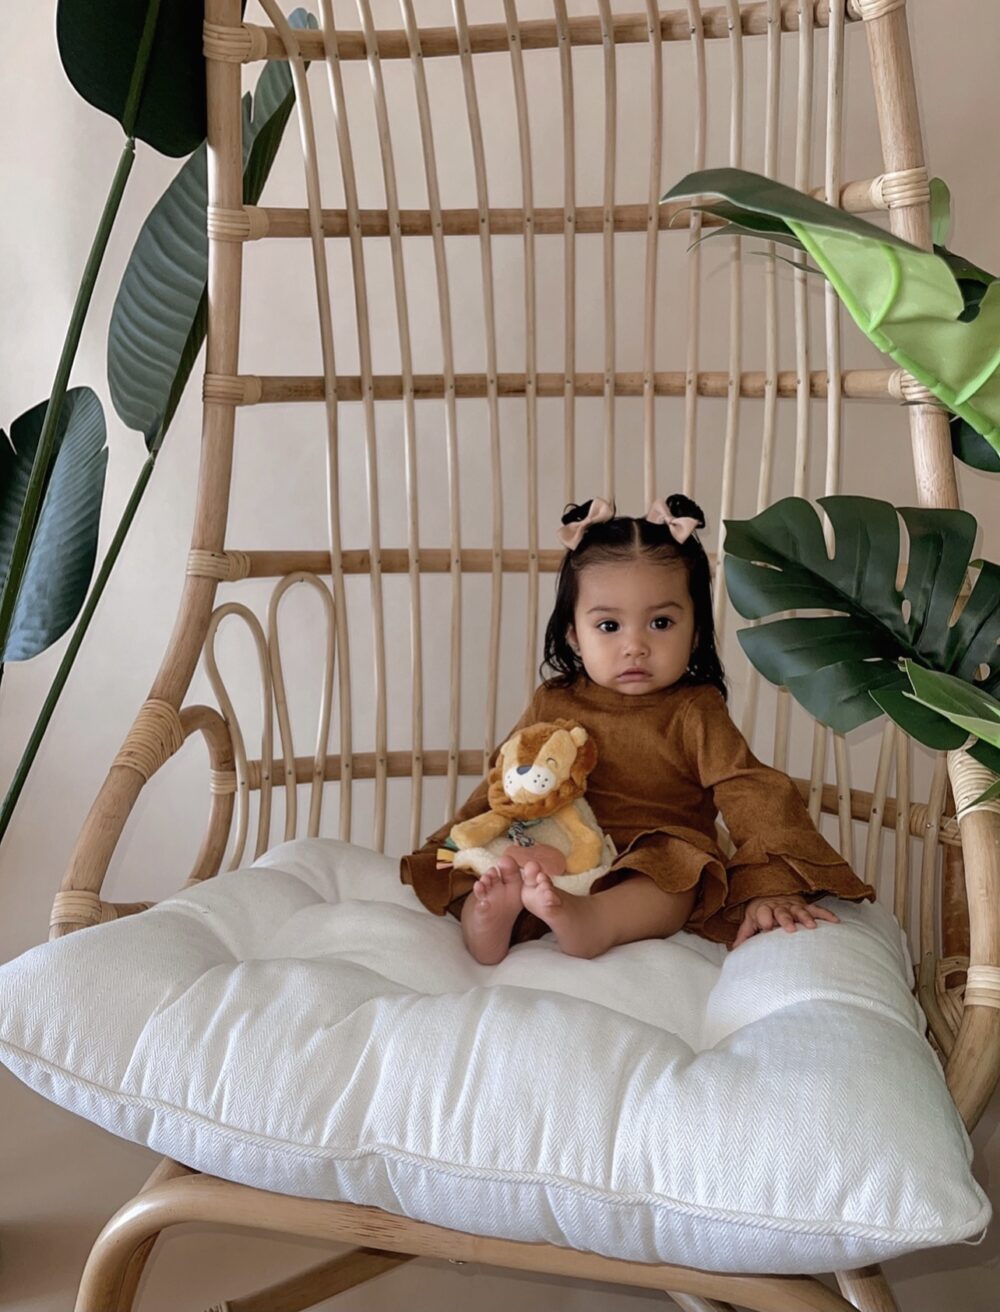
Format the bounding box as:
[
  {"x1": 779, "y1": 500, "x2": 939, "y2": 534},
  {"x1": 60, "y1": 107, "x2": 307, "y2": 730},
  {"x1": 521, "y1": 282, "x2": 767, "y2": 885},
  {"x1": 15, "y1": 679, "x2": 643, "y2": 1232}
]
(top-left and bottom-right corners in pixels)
[{"x1": 0, "y1": 838, "x2": 989, "y2": 1273}]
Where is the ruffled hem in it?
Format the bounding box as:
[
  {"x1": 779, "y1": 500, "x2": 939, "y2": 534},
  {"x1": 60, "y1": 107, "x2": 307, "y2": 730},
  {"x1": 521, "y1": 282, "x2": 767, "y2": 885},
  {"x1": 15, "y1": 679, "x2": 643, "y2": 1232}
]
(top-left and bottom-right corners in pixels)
[{"x1": 698, "y1": 830, "x2": 877, "y2": 947}]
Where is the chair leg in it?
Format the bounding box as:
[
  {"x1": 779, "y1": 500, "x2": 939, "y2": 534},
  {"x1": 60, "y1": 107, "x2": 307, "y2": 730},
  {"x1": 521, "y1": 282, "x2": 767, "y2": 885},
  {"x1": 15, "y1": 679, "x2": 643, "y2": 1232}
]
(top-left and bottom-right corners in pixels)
[
  {"x1": 75, "y1": 1158, "x2": 196, "y2": 1312},
  {"x1": 212, "y1": 1248, "x2": 415, "y2": 1312},
  {"x1": 666, "y1": 1293, "x2": 738, "y2": 1312},
  {"x1": 834, "y1": 1265, "x2": 901, "y2": 1312}
]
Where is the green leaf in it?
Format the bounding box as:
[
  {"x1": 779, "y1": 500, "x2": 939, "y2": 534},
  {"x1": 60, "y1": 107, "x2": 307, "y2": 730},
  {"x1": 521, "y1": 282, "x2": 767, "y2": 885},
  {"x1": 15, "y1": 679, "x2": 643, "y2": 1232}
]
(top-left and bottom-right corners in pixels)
[
  {"x1": 0, "y1": 390, "x2": 107, "y2": 662},
  {"x1": 969, "y1": 777, "x2": 1000, "y2": 807},
  {"x1": 107, "y1": 10, "x2": 317, "y2": 448},
  {"x1": 723, "y1": 496, "x2": 1000, "y2": 738},
  {"x1": 903, "y1": 662, "x2": 1000, "y2": 748},
  {"x1": 929, "y1": 178, "x2": 951, "y2": 247},
  {"x1": 662, "y1": 168, "x2": 1000, "y2": 455},
  {"x1": 951, "y1": 414, "x2": 1000, "y2": 471},
  {"x1": 56, "y1": 0, "x2": 225, "y2": 157},
  {"x1": 869, "y1": 688, "x2": 968, "y2": 750}
]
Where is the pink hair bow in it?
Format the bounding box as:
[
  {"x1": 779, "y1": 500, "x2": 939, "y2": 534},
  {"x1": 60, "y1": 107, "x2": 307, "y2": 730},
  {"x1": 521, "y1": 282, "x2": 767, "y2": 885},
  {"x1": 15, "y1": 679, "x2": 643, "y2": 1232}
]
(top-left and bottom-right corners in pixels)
[
  {"x1": 557, "y1": 497, "x2": 615, "y2": 550},
  {"x1": 644, "y1": 498, "x2": 701, "y2": 544}
]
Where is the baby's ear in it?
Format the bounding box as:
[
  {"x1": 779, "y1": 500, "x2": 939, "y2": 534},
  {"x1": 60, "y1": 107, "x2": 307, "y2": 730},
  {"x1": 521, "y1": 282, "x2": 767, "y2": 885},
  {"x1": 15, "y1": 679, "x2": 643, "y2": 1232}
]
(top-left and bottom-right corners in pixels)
[{"x1": 567, "y1": 624, "x2": 579, "y2": 653}]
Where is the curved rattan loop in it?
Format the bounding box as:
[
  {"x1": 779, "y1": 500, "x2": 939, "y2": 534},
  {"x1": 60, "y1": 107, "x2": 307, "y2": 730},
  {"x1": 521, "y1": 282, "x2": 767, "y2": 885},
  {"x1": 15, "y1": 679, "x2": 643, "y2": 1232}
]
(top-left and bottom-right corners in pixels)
[
  {"x1": 204, "y1": 603, "x2": 275, "y2": 867},
  {"x1": 266, "y1": 573, "x2": 337, "y2": 842},
  {"x1": 51, "y1": 704, "x2": 235, "y2": 938}
]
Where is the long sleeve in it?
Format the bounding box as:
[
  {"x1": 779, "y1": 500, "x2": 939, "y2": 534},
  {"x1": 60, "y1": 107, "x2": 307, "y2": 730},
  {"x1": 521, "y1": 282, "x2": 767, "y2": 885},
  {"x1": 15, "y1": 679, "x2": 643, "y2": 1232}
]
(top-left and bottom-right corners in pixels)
[
  {"x1": 680, "y1": 686, "x2": 876, "y2": 940},
  {"x1": 399, "y1": 690, "x2": 545, "y2": 915}
]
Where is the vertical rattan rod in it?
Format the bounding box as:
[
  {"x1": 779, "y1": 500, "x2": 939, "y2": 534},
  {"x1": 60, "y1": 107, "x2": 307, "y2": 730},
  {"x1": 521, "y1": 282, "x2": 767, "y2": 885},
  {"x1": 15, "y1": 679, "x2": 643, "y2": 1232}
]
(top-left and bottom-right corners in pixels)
[
  {"x1": 453, "y1": 0, "x2": 505, "y2": 780},
  {"x1": 320, "y1": 0, "x2": 389, "y2": 849},
  {"x1": 739, "y1": 0, "x2": 781, "y2": 747},
  {"x1": 641, "y1": 0, "x2": 663, "y2": 505},
  {"x1": 710, "y1": 0, "x2": 744, "y2": 640},
  {"x1": 893, "y1": 723, "x2": 911, "y2": 928},
  {"x1": 811, "y1": 0, "x2": 847, "y2": 841},
  {"x1": 267, "y1": 574, "x2": 336, "y2": 840},
  {"x1": 261, "y1": 0, "x2": 354, "y2": 842},
  {"x1": 361, "y1": 0, "x2": 436, "y2": 852},
  {"x1": 504, "y1": 0, "x2": 540, "y2": 706},
  {"x1": 681, "y1": 1, "x2": 707, "y2": 497},
  {"x1": 400, "y1": 0, "x2": 459, "y2": 848},
  {"x1": 773, "y1": 0, "x2": 815, "y2": 774},
  {"x1": 150, "y1": 0, "x2": 243, "y2": 710},
  {"x1": 554, "y1": 0, "x2": 576, "y2": 506},
  {"x1": 826, "y1": 1, "x2": 853, "y2": 866},
  {"x1": 863, "y1": 722, "x2": 896, "y2": 897},
  {"x1": 919, "y1": 753, "x2": 949, "y2": 961},
  {"x1": 597, "y1": 0, "x2": 617, "y2": 502},
  {"x1": 860, "y1": 4, "x2": 958, "y2": 510}
]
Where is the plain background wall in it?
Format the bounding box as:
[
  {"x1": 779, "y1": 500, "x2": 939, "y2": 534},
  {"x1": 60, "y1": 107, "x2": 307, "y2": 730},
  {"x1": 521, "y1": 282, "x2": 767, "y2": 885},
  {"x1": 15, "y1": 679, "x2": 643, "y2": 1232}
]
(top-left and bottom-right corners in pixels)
[{"x1": 1, "y1": 1, "x2": 998, "y2": 1308}]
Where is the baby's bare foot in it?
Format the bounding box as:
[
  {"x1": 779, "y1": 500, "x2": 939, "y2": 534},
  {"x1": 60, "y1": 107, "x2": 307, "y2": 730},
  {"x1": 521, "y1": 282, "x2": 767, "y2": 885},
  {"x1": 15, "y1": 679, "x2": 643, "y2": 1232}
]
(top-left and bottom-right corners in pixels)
[
  {"x1": 520, "y1": 861, "x2": 608, "y2": 959},
  {"x1": 461, "y1": 855, "x2": 524, "y2": 964}
]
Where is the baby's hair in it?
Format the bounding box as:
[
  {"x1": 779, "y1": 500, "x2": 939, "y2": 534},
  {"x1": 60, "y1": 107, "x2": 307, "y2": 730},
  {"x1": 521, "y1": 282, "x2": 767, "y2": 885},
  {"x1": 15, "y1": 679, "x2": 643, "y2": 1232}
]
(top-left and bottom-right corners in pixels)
[{"x1": 540, "y1": 493, "x2": 727, "y2": 699}]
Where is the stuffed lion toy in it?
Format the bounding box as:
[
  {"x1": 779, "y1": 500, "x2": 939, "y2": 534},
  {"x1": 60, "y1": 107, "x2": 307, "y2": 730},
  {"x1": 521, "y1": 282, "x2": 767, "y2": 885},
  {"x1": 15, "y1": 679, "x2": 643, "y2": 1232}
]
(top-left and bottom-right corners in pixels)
[{"x1": 436, "y1": 719, "x2": 616, "y2": 896}]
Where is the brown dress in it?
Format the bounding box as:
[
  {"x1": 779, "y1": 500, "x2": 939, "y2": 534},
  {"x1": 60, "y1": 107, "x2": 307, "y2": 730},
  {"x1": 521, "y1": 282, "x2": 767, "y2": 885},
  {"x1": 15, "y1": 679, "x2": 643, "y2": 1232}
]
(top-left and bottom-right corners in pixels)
[{"x1": 399, "y1": 678, "x2": 876, "y2": 948}]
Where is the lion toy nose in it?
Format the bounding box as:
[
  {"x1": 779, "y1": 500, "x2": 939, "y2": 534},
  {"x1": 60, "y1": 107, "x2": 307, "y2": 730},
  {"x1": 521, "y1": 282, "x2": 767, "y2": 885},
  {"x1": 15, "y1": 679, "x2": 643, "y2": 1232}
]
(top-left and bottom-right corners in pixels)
[{"x1": 516, "y1": 765, "x2": 531, "y2": 775}]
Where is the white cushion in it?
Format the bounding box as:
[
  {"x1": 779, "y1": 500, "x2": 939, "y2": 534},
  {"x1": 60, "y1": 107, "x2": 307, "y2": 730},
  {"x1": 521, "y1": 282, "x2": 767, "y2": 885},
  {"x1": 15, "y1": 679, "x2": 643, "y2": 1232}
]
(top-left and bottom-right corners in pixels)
[{"x1": 0, "y1": 838, "x2": 989, "y2": 1273}]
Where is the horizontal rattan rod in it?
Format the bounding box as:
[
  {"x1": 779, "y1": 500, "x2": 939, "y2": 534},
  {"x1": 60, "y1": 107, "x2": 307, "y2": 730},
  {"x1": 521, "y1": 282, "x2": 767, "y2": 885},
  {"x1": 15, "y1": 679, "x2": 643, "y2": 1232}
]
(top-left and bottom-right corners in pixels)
[
  {"x1": 227, "y1": 547, "x2": 608, "y2": 576},
  {"x1": 221, "y1": 3, "x2": 850, "y2": 63},
  {"x1": 232, "y1": 752, "x2": 958, "y2": 844},
  {"x1": 235, "y1": 370, "x2": 897, "y2": 404},
  {"x1": 239, "y1": 184, "x2": 888, "y2": 239}
]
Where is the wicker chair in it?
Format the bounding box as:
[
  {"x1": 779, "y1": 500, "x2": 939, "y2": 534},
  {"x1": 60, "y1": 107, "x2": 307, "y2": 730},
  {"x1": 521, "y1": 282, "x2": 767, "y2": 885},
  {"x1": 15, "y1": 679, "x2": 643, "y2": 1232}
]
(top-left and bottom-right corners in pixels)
[{"x1": 51, "y1": 1, "x2": 998, "y2": 1309}]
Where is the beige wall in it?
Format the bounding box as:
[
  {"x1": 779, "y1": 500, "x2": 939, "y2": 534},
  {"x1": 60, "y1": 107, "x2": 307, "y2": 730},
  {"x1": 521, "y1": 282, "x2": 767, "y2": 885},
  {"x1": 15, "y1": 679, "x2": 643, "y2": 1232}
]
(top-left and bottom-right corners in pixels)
[{"x1": 1, "y1": 1, "x2": 998, "y2": 1307}]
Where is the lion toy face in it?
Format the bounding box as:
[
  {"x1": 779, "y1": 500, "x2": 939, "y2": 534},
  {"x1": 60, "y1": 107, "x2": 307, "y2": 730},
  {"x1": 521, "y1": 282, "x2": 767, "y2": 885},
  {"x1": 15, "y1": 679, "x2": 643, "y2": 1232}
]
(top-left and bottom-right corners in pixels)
[{"x1": 487, "y1": 719, "x2": 598, "y2": 819}]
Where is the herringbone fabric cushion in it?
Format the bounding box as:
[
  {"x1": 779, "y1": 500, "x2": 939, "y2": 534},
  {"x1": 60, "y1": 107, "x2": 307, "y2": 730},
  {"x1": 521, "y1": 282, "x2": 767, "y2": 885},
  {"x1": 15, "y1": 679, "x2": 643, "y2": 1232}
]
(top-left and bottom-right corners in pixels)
[{"x1": 0, "y1": 838, "x2": 989, "y2": 1272}]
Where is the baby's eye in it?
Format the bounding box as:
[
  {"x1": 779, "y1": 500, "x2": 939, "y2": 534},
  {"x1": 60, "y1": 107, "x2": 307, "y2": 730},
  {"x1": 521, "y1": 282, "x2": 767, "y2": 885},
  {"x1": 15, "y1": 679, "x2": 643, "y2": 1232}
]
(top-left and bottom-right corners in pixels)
[
  {"x1": 596, "y1": 620, "x2": 619, "y2": 633},
  {"x1": 651, "y1": 616, "x2": 674, "y2": 630}
]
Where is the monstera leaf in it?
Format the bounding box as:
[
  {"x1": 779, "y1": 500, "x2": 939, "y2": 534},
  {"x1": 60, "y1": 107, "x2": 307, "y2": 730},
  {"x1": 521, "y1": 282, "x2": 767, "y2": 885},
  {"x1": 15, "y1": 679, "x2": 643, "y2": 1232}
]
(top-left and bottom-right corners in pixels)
[
  {"x1": 107, "y1": 9, "x2": 317, "y2": 448},
  {"x1": 723, "y1": 496, "x2": 1000, "y2": 775},
  {"x1": 662, "y1": 169, "x2": 1000, "y2": 458},
  {"x1": 0, "y1": 390, "x2": 107, "y2": 662}
]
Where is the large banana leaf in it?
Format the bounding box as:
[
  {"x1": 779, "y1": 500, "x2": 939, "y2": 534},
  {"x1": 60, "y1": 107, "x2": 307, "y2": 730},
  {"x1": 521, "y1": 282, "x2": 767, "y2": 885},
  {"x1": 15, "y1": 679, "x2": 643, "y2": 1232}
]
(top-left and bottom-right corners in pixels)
[
  {"x1": 662, "y1": 168, "x2": 1000, "y2": 457},
  {"x1": 56, "y1": 0, "x2": 230, "y2": 157},
  {"x1": 107, "y1": 10, "x2": 316, "y2": 448},
  {"x1": 723, "y1": 496, "x2": 1000, "y2": 774},
  {"x1": 0, "y1": 390, "x2": 107, "y2": 662}
]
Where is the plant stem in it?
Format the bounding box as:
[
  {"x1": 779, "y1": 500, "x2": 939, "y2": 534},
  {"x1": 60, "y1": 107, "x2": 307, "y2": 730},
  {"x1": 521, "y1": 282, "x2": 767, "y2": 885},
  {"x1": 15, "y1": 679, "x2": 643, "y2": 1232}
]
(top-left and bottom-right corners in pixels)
[
  {"x1": 0, "y1": 446, "x2": 161, "y2": 845},
  {"x1": 0, "y1": 137, "x2": 135, "y2": 657}
]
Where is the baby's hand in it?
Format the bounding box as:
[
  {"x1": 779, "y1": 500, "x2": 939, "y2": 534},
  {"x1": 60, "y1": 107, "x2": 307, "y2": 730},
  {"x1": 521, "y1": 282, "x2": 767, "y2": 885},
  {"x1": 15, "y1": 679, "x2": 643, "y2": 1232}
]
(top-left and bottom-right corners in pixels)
[{"x1": 731, "y1": 894, "x2": 840, "y2": 948}]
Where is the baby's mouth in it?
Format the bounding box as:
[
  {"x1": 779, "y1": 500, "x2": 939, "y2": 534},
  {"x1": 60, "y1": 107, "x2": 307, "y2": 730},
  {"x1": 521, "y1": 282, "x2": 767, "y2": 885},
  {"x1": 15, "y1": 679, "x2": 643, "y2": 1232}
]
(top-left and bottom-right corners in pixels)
[{"x1": 618, "y1": 668, "x2": 651, "y2": 680}]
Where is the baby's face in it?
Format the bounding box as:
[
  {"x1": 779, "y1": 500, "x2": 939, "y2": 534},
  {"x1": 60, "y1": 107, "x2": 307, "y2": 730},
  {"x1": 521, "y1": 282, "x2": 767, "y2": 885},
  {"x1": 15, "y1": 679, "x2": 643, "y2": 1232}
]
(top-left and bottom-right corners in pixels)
[{"x1": 569, "y1": 558, "x2": 696, "y2": 696}]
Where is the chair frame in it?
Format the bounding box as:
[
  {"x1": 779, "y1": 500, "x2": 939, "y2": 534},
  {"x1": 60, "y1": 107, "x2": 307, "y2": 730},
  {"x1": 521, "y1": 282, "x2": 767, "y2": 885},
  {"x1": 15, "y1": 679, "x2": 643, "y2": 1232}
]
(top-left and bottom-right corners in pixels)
[{"x1": 46, "y1": 2, "x2": 1000, "y2": 1309}]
